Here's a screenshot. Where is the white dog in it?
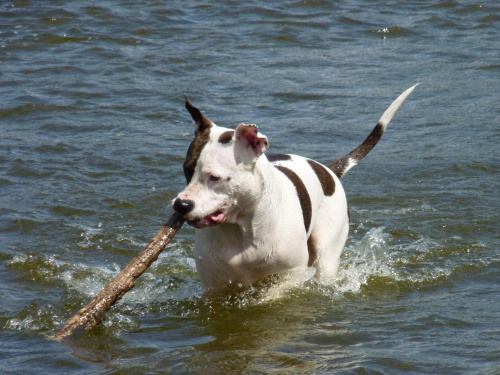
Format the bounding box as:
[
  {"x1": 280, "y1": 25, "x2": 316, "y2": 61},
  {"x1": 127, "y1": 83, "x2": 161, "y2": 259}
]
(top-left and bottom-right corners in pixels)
[{"x1": 173, "y1": 85, "x2": 417, "y2": 293}]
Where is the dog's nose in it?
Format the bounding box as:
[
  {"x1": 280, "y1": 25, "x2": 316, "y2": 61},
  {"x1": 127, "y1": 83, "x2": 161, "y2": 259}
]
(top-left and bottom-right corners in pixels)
[{"x1": 173, "y1": 198, "x2": 195, "y2": 215}]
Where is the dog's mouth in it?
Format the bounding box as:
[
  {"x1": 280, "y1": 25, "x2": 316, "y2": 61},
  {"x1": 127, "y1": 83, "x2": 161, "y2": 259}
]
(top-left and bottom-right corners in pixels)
[{"x1": 188, "y1": 210, "x2": 226, "y2": 229}]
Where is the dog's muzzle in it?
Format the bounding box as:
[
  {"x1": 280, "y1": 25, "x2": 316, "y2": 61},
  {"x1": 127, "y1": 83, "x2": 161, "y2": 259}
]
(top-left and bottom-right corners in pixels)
[{"x1": 173, "y1": 198, "x2": 195, "y2": 216}]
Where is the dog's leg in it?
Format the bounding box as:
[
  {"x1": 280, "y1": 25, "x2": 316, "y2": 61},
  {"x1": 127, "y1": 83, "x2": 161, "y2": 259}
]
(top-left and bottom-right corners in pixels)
[
  {"x1": 308, "y1": 190, "x2": 350, "y2": 282},
  {"x1": 260, "y1": 268, "x2": 316, "y2": 302}
]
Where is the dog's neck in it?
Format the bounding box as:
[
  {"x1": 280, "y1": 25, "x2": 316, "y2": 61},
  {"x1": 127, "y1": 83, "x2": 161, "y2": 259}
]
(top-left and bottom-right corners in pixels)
[
  {"x1": 207, "y1": 156, "x2": 283, "y2": 242},
  {"x1": 252, "y1": 156, "x2": 283, "y2": 230}
]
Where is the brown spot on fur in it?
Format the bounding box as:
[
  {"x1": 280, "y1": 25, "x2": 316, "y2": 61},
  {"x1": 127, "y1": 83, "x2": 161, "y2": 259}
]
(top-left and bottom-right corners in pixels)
[
  {"x1": 184, "y1": 95, "x2": 213, "y2": 133},
  {"x1": 307, "y1": 235, "x2": 318, "y2": 267},
  {"x1": 183, "y1": 96, "x2": 214, "y2": 183},
  {"x1": 218, "y1": 130, "x2": 234, "y2": 144},
  {"x1": 267, "y1": 154, "x2": 291, "y2": 162},
  {"x1": 329, "y1": 122, "x2": 385, "y2": 178},
  {"x1": 307, "y1": 159, "x2": 335, "y2": 196},
  {"x1": 275, "y1": 165, "x2": 312, "y2": 233},
  {"x1": 183, "y1": 129, "x2": 210, "y2": 183}
]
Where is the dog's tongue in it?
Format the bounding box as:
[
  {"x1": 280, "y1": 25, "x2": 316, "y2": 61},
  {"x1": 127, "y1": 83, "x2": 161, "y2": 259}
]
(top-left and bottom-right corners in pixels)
[
  {"x1": 192, "y1": 211, "x2": 225, "y2": 228},
  {"x1": 209, "y1": 211, "x2": 225, "y2": 223}
]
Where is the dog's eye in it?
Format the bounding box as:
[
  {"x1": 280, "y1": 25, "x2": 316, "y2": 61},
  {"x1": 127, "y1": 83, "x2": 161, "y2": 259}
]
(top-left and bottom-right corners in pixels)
[{"x1": 208, "y1": 175, "x2": 220, "y2": 182}]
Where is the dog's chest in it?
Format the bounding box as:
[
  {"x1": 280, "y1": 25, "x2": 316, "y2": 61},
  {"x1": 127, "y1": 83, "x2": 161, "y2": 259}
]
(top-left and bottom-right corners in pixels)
[{"x1": 193, "y1": 225, "x2": 307, "y2": 289}]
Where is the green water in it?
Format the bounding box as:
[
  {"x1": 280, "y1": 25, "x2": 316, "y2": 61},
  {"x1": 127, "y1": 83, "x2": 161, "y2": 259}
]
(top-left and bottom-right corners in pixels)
[{"x1": 1, "y1": 1, "x2": 499, "y2": 373}]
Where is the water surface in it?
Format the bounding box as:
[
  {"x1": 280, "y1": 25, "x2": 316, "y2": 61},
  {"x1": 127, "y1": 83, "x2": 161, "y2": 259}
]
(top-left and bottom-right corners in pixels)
[{"x1": 1, "y1": 1, "x2": 499, "y2": 373}]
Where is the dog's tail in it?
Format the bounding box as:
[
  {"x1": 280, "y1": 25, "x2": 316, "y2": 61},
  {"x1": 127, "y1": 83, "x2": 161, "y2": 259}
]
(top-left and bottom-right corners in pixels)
[{"x1": 329, "y1": 84, "x2": 418, "y2": 178}]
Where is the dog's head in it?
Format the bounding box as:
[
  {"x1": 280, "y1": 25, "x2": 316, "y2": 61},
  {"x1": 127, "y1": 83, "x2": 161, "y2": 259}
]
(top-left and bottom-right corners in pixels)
[{"x1": 172, "y1": 96, "x2": 269, "y2": 229}]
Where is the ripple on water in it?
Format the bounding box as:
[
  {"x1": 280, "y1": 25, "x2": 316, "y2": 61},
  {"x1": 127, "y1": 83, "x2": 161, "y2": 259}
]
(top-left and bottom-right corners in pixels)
[{"x1": 5, "y1": 221, "x2": 489, "y2": 338}]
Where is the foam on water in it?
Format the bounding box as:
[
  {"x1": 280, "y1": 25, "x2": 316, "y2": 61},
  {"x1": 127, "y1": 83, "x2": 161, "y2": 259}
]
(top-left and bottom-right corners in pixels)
[
  {"x1": 333, "y1": 227, "x2": 395, "y2": 295},
  {"x1": 4, "y1": 235, "x2": 200, "y2": 332},
  {"x1": 75, "y1": 221, "x2": 103, "y2": 249},
  {"x1": 4, "y1": 302, "x2": 60, "y2": 332}
]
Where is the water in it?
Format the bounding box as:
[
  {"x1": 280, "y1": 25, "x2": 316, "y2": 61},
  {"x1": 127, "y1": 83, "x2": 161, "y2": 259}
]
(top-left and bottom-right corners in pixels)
[{"x1": 1, "y1": 0, "x2": 499, "y2": 373}]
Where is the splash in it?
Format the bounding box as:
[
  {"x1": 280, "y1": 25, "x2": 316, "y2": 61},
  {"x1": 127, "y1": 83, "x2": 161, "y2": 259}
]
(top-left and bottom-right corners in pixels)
[
  {"x1": 4, "y1": 239, "x2": 201, "y2": 333},
  {"x1": 5, "y1": 224, "x2": 483, "y2": 334},
  {"x1": 75, "y1": 221, "x2": 103, "y2": 249},
  {"x1": 4, "y1": 302, "x2": 60, "y2": 332},
  {"x1": 333, "y1": 227, "x2": 395, "y2": 295}
]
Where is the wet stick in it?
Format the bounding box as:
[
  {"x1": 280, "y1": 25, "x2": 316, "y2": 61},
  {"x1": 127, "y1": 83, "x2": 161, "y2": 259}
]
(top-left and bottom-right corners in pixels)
[{"x1": 55, "y1": 213, "x2": 185, "y2": 341}]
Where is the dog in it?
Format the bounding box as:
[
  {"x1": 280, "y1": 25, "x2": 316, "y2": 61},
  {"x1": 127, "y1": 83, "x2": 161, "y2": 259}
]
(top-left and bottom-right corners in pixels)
[{"x1": 172, "y1": 85, "x2": 417, "y2": 293}]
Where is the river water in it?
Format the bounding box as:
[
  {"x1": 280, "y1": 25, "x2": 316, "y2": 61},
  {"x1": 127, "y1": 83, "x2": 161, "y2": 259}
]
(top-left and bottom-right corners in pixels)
[{"x1": 1, "y1": 1, "x2": 499, "y2": 374}]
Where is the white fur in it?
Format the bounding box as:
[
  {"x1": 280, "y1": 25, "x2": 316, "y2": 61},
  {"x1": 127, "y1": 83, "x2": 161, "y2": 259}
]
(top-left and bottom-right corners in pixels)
[
  {"x1": 173, "y1": 86, "x2": 416, "y2": 292},
  {"x1": 379, "y1": 84, "x2": 418, "y2": 129},
  {"x1": 174, "y1": 124, "x2": 348, "y2": 292}
]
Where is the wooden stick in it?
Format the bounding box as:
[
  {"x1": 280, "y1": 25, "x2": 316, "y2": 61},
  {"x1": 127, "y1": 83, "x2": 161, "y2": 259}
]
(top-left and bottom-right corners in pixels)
[{"x1": 55, "y1": 213, "x2": 185, "y2": 341}]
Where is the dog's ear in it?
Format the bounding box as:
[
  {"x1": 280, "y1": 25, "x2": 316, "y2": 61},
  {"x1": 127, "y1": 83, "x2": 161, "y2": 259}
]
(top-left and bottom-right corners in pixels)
[
  {"x1": 234, "y1": 124, "x2": 269, "y2": 163},
  {"x1": 184, "y1": 94, "x2": 213, "y2": 133}
]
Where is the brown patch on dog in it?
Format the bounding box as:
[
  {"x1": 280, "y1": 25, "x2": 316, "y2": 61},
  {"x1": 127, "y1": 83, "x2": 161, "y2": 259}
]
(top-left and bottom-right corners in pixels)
[
  {"x1": 218, "y1": 130, "x2": 234, "y2": 144},
  {"x1": 329, "y1": 122, "x2": 384, "y2": 178},
  {"x1": 267, "y1": 154, "x2": 291, "y2": 162},
  {"x1": 275, "y1": 165, "x2": 312, "y2": 233},
  {"x1": 307, "y1": 159, "x2": 335, "y2": 196},
  {"x1": 183, "y1": 129, "x2": 210, "y2": 183},
  {"x1": 307, "y1": 235, "x2": 318, "y2": 267},
  {"x1": 183, "y1": 95, "x2": 214, "y2": 183},
  {"x1": 184, "y1": 94, "x2": 213, "y2": 133}
]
